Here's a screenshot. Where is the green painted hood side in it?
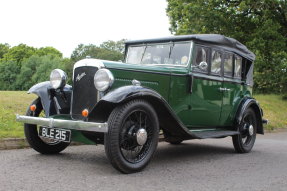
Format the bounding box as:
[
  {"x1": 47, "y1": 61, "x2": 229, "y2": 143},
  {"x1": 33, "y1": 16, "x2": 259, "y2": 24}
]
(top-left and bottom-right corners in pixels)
[
  {"x1": 102, "y1": 61, "x2": 172, "y2": 74},
  {"x1": 102, "y1": 61, "x2": 173, "y2": 101}
]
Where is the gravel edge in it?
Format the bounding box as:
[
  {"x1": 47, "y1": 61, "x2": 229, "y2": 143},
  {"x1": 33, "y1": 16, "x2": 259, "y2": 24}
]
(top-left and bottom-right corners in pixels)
[
  {"x1": 0, "y1": 136, "x2": 166, "y2": 150},
  {"x1": 0, "y1": 138, "x2": 84, "y2": 150},
  {"x1": 2, "y1": 129, "x2": 285, "y2": 150}
]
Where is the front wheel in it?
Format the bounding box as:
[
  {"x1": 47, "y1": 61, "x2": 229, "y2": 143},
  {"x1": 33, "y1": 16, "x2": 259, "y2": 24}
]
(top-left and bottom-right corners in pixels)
[
  {"x1": 104, "y1": 100, "x2": 159, "y2": 173},
  {"x1": 232, "y1": 108, "x2": 257, "y2": 153},
  {"x1": 24, "y1": 98, "x2": 70, "y2": 154}
]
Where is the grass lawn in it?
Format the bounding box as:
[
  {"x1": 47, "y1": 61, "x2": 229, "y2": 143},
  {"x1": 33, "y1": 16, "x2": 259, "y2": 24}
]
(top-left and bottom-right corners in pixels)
[
  {"x1": 0, "y1": 91, "x2": 36, "y2": 138},
  {"x1": 0, "y1": 91, "x2": 286, "y2": 138},
  {"x1": 254, "y1": 94, "x2": 287, "y2": 131}
]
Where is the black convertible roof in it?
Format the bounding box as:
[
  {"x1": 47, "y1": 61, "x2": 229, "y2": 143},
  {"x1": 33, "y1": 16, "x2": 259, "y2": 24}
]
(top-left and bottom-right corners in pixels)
[{"x1": 125, "y1": 34, "x2": 255, "y2": 61}]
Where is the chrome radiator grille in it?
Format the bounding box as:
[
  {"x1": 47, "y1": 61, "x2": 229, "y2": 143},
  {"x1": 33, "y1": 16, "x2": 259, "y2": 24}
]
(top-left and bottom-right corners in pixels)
[{"x1": 71, "y1": 66, "x2": 98, "y2": 120}]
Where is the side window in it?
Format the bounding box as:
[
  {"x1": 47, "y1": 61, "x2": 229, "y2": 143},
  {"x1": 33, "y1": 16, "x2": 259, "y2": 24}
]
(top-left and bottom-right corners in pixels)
[
  {"x1": 223, "y1": 53, "x2": 233, "y2": 77},
  {"x1": 126, "y1": 46, "x2": 145, "y2": 64},
  {"x1": 170, "y1": 42, "x2": 191, "y2": 65},
  {"x1": 193, "y1": 46, "x2": 210, "y2": 73},
  {"x1": 211, "y1": 50, "x2": 222, "y2": 75},
  {"x1": 141, "y1": 44, "x2": 170, "y2": 65},
  {"x1": 234, "y1": 55, "x2": 242, "y2": 79}
]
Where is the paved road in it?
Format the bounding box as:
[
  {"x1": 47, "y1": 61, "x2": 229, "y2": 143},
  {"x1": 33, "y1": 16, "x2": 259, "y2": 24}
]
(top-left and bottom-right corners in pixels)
[{"x1": 1, "y1": 132, "x2": 287, "y2": 191}]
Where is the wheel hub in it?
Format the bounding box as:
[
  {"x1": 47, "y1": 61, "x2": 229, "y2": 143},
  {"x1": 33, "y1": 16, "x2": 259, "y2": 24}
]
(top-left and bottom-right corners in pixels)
[
  {"x1": 136, "y1": 128, "x2": 147, "y2": 146},
  {"x1": 248, "y1": 124, "x2": 254, "y2": 136}
]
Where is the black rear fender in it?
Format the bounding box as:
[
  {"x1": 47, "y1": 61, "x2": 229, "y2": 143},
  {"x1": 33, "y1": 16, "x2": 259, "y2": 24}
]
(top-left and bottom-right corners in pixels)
[{"x1": 235, "y1": 98, "x2": 264, "y2": 134}]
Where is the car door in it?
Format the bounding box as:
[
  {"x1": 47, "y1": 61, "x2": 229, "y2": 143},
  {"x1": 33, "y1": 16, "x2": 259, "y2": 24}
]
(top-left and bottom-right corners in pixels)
[
  {"x1": 220, "y1": 53, "x2": 244, "y2": 126},
  {"x1": 188, "y1": 46, "x2": 223, "y2": 127}
]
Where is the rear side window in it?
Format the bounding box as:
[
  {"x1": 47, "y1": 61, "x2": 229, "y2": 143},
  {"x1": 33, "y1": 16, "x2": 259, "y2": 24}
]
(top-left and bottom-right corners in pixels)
[
  {"x1": 211, "y1": 50, "x2": 222, "y2": 75},
  {"x1": 223, "y1": 53, "x2": 233, "y2": 77},
  {"x1": 193, "y1": 46, "x2": 210, "y2": 73},
  {"x1": 234, "y1": 55, "x2": 242, "y2": 78}
]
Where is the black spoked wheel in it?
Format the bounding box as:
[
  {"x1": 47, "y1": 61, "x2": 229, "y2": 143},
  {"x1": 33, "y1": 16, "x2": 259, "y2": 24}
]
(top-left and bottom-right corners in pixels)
[
  {"x1": 105, "y1": 99, "x2": 159, "y2": 173},
  {"x1": 24, "y1": 98, "x2": 70, "y2": 154},
  {"x1": 232, "y1": 108, "x2": 257, "y2": 153}
]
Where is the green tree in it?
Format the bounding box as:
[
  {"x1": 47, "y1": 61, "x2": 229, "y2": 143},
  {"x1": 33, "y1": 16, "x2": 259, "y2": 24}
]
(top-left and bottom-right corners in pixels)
[
  {"x1": 16, "y1": 55, "x2": 42, "y2": 90},
  {"x1": 0, "y1": 60, "x2": 21, "y2": 90},
  {"x1": 100, "y1": 39, "x2": 126, "y2": 53},
  {"x1": 71, "y1": 44, "x2": 96, "y2": 62},
  {"x1": 0, "y1": 43, "x2": 10, "y2": 59},
  {"x1": 2, "y1": 44, "x2": 35, "y2": 64},
  {"x1": 167, "y1": 0, "x2": 287, "y2": 93},
  {"x1": 32, "y1": 55, "x2": 63, "y2": 83},
  {"x1": 35, "y1": 47, "x2": 63, "y2": 58},
  {"x1": 16, "y1": 55, "x2": 66, "y2": 90},
  {"x1": 71, "y1": 40, "x2": 125, "y2": 62},
  {"x1": 61, "y1": 58, "x2": 74, "y2": 84},
  {"x1": 0, "y1": 44, "x2": 68, "y2": 91}
]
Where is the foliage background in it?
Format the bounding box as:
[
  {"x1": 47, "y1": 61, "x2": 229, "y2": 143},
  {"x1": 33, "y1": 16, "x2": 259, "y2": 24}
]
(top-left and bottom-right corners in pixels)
[
  {"x1": 1, "y1": 1, "x2": 286, "y2": 94},
  {"x1": 0, "y1": 1, "x2": 287, "y2": 138},
  {"x1": 167, "y1": 0, "x2": 287, "y2": 94},
  {"x1": 0, "y1": 40, "x2": 125, "y2": 90}
]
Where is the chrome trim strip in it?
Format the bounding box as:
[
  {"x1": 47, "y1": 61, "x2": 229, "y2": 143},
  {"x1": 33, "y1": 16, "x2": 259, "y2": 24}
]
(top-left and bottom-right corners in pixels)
[
  {"x1": 107, "y1": 67, "x2": 188, "y2": 76},
  {"x1": 16, "y1": 114, "x2": 108, "y2": 133},
  {"x1": 192, "y1": 73, "x2": 223, "y2": 82},
  {"x1": 71, "y1": 58, "x2": 104, "y2": 117},
  {"x1": 73, "y1": 58, "x2": 105, "y2": 82},
  {"x1": 73, "y1": 58, "x2": 105, "y2": 71}
]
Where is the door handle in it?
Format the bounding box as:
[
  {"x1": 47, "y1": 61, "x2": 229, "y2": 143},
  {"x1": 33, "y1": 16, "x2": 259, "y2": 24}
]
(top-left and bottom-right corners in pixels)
[
  {"x1": 218, "y1": 88, "x2": 231, "y2": 92},
  {"x1": 218, "y1": 87, "x2": 225, "y2": 92}
]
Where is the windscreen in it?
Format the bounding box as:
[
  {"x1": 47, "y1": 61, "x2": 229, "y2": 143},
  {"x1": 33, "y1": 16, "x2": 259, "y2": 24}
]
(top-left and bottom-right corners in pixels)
[{"x1": 126, "y1": 42, "x2": 191, "y2": 66}]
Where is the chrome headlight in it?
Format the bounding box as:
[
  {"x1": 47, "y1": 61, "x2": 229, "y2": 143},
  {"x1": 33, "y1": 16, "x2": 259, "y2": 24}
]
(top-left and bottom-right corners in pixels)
[
  {"x1": 50, "y1": 69, "x2": 67, "y2": 89},
  {"x1": 94, "y1": 69, "x2": 114, "y2": 91}
]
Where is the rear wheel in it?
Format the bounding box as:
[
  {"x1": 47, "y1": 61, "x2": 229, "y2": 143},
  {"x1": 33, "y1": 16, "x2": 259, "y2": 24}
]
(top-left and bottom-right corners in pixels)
[
  {"x1": 232, "y1": 108, "x2": 257, "y2": 153},
  {"x1": 24, "y1": 98, "x2": 70, "y2": 154},
  {"x1": 105, "y1": 100, "x2": 159, "y2": 173}
]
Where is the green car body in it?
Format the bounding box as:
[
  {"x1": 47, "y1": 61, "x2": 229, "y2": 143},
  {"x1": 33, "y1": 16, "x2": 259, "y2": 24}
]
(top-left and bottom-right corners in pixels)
[{"x1": 16, "y1": 34, "x2": 266, "y2": 173}]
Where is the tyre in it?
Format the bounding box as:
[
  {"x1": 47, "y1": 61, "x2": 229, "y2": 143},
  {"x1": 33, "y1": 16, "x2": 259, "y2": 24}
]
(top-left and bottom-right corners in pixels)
[
  {"x1": 104, "y1": 99, "x2": 159, "y2": 173},
  {"x1": 24, "y1": 98, "x2": 70, "y2": 154},
  {"x1": 232, "y1": 108, "x2": 257, "y2": 153}
]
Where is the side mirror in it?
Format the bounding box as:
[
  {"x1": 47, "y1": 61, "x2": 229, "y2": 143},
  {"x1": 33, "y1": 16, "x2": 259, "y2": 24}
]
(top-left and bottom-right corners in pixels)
[
  {"x1": 192, "y1": 61, "x2": 208, "y2": 71},
  {"x1": 199, "y1": 61, "x2": 208, "y2": 70}
]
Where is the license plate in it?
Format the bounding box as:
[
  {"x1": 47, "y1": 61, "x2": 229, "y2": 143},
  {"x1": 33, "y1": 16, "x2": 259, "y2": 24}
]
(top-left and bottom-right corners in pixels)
[{"x1": 39, "y1": 127, "x2": 71, "y2": 143}]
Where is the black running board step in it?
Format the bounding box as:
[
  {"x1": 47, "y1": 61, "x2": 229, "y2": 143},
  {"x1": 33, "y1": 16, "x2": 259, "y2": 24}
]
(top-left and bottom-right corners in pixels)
[{"x1": 190, "y1": 130, "x2": 239, "y2": 139}]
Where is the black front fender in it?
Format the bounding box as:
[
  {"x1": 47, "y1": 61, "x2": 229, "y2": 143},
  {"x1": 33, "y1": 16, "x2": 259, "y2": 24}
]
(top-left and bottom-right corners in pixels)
[
  {"x1": 101, "y1": 85, "x2": 162, "y2": 103},
  {"x1": 28, "y1": 81, "x2": 72, "y2": 117},
  {"x1": 90, "y1": 86, "x2": 199, "y2": 139}
]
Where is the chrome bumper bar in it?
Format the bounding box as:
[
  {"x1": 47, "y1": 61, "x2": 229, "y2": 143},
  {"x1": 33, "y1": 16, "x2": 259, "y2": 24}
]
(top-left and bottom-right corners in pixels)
[{"x1": 16, "y1": 114, "x2": 108, "y2": 133}]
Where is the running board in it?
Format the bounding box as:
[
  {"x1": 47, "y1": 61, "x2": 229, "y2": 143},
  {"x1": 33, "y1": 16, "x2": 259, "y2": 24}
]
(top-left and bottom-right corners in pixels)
[{"x1": 190, "y1": 130, "x2": 239, "y2": 139}]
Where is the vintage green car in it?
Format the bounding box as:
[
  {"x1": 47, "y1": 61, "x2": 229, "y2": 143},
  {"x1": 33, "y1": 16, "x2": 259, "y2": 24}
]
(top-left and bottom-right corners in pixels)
[{"x1": 16, "y1": 34, "x2": 267, "y2": 173}]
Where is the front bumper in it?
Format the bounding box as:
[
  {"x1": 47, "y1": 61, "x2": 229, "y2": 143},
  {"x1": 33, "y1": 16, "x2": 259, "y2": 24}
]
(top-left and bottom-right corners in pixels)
[{"x1": 16, "y1": 114, "x2": 108, "y2": 133}]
